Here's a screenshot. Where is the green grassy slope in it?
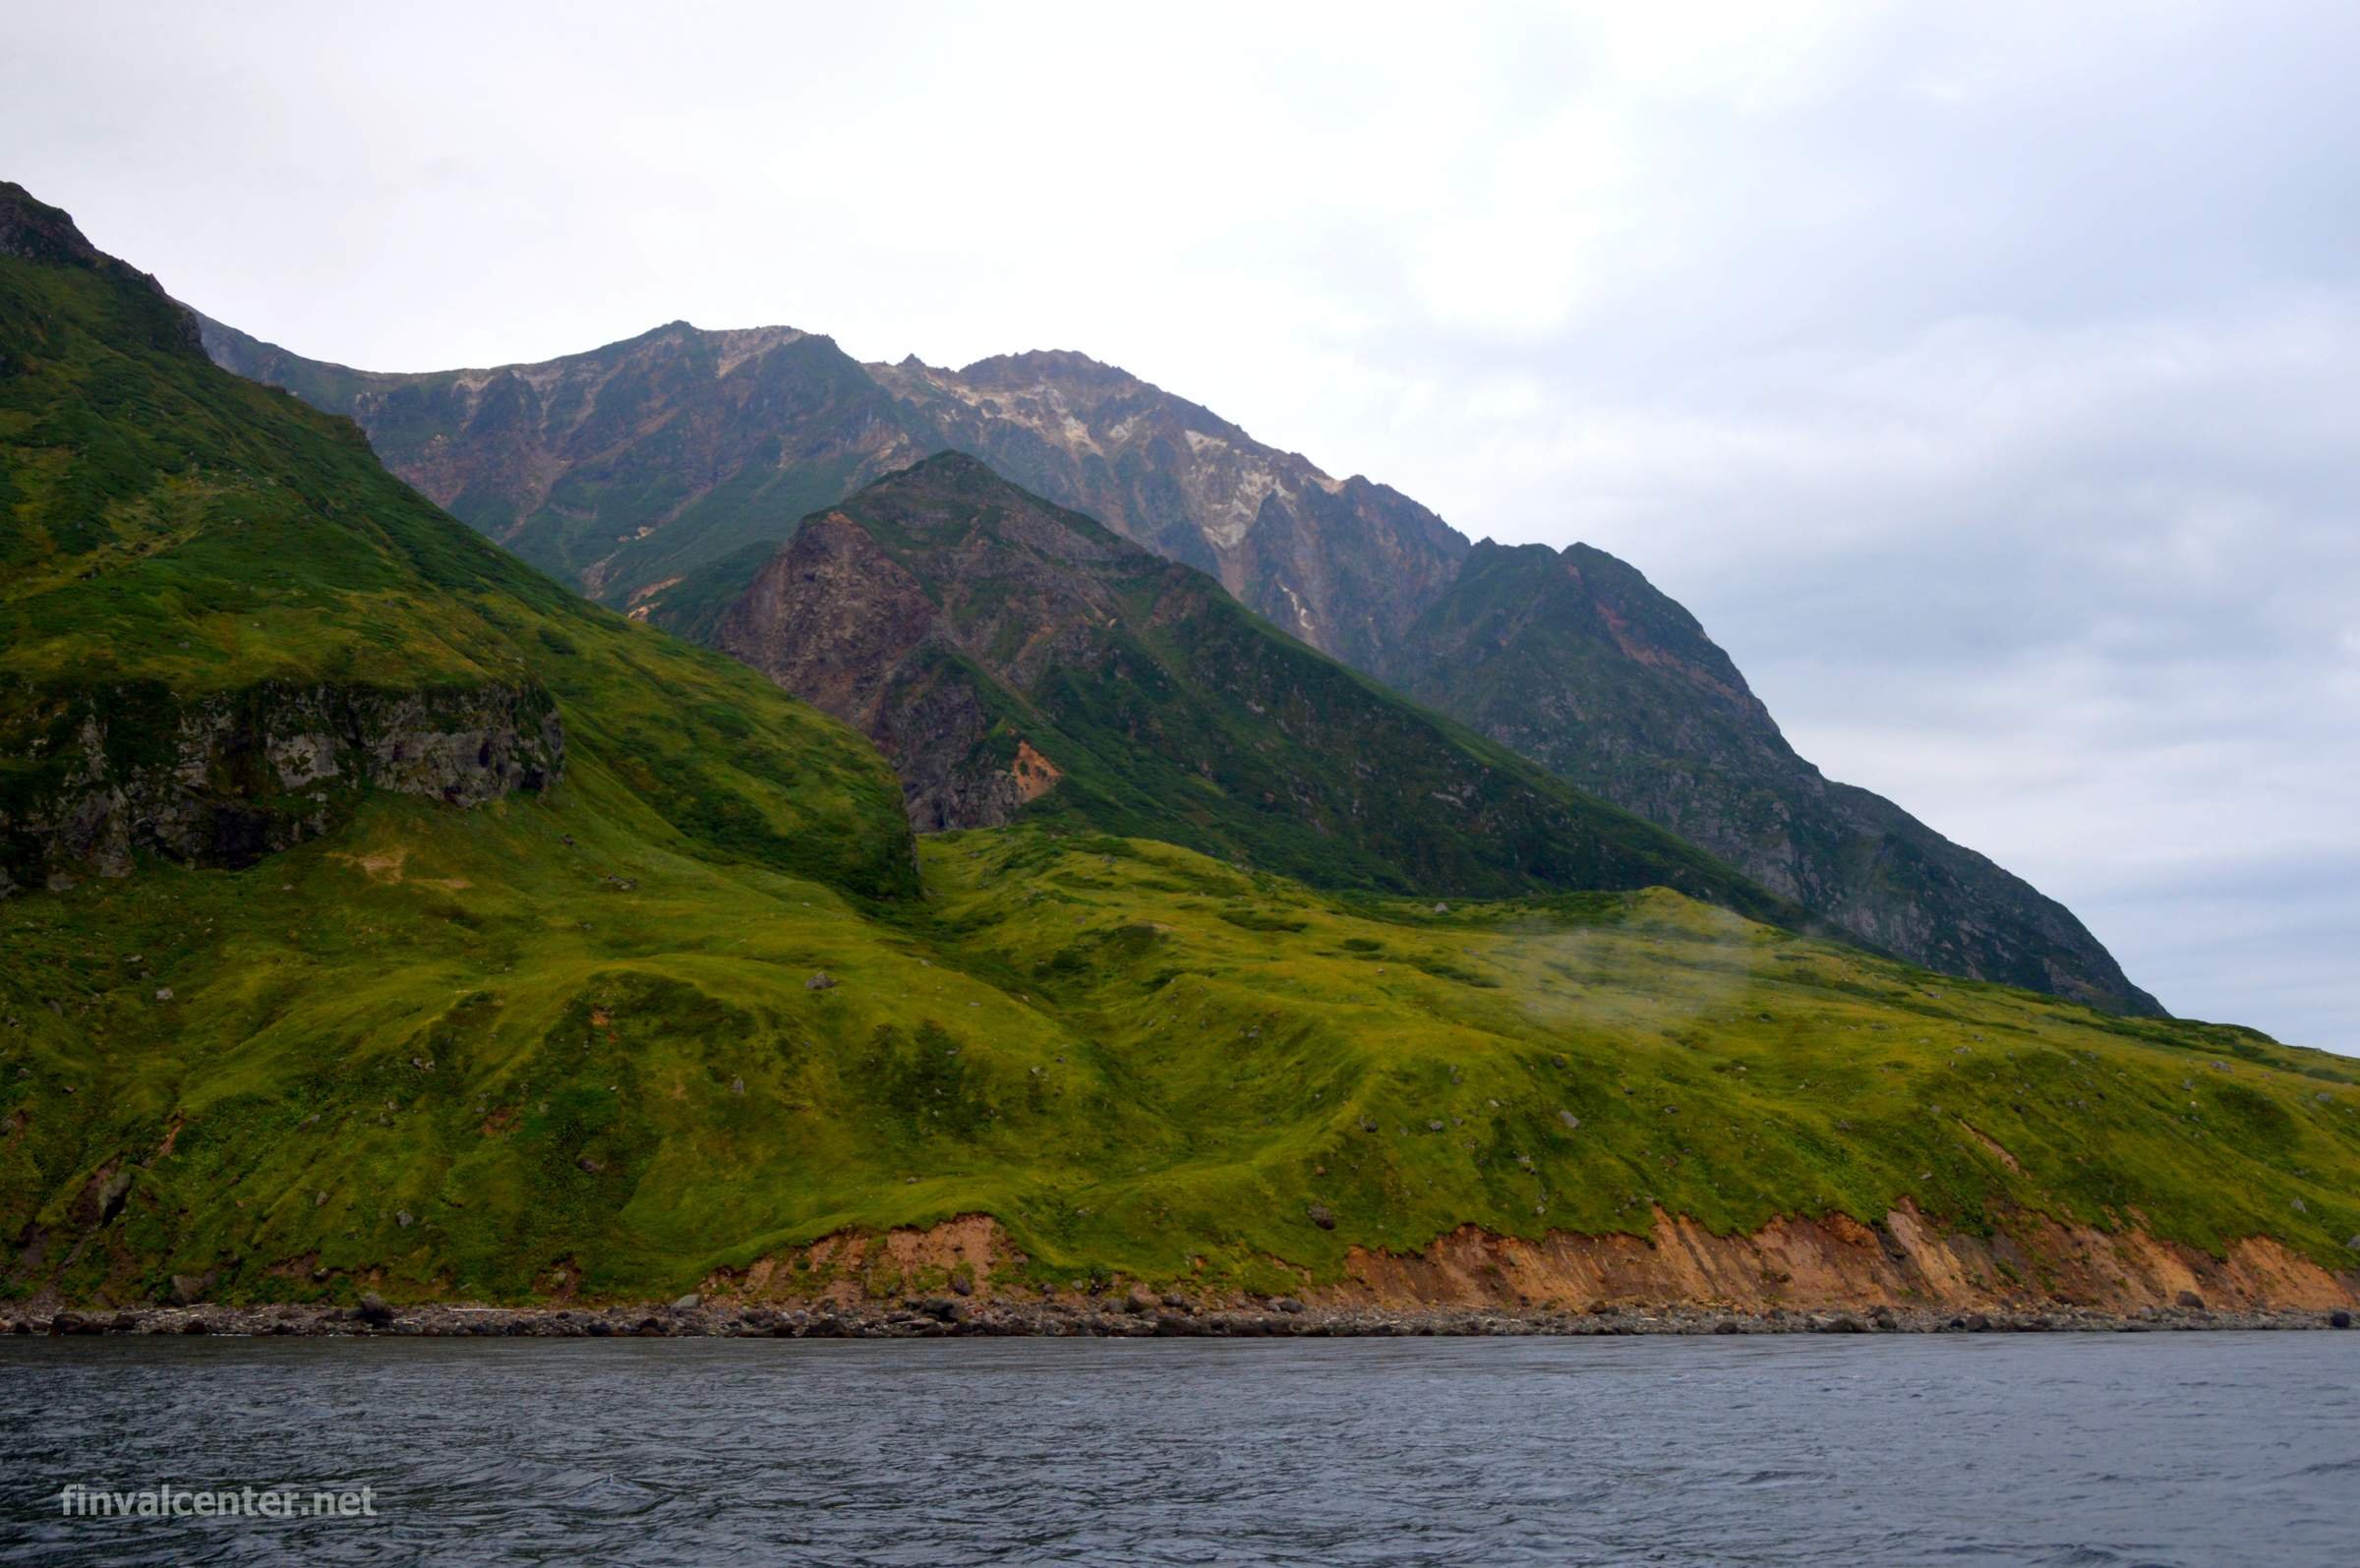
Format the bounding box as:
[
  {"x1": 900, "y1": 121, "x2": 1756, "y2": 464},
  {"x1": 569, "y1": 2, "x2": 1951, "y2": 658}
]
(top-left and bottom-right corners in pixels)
[
  {"x1": 0, "y1": 184, "x2": 914, "y2": 903},
  {"x1": 6, "y1": 822, "x2": 2356, "y2": 1306}
]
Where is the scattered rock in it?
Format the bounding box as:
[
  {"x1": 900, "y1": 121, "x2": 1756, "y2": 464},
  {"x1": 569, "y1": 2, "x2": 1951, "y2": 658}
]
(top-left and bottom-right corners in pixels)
[
  {"x1": 167, "y1": 1274, "x2": 206, "y2": 1307},
  {"x1": 805, "y1": 971, "x2": 839, "y2": 991},
  {"x1": 354, "y1": 1292, "x2": 395, "y2": 1325},
  {"x1": 2331, "y1": 1309, "x2": 2353, "y2": 1330},
  {"x1": 395, "y1": 1209, "x2": 414, "y2": 1228},
  {"x1": 671, "y1": 1293, "x2": 702, "y2": 1311},
  {"x1": 1307, "y1": 1202, "x2": 1336, "y2": 1231},
  {"x1": 2175, "y1": 1290, "x2": 2206, "y2": 1310},
  {"x1": 1558, "y1": 1110, "x2": 1580, "y2": 1130},
  {"x1": 153, "y1": 988, "x2": 173, "y2": 1003},
  {"x1": 96, "y1": 1167, "x2": 135, "y2": 1225},
  {"x1": 1273, "y1": 1297, "x2": 1305, "y2": 1314}
]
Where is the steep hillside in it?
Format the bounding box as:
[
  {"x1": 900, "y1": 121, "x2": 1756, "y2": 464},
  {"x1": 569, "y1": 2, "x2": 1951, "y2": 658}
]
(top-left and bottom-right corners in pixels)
[
  {"x1": 715, "y1": 453, "x2": 1800, "y2": 918},
  {"x1": 0, "y1": 183, "x2": 917, "y2": 904},
  {"x1": 1382, "y1": 542, "x2": 2160, "y2": 1013},
  {"x1": 5, "y1": 183, "x2": 2355, "y2": 1316},
  {"x1": 10, "y1": 822, "x2": 2358, "y2": 1309},
  {"x1": 196, "y1": 314, "x2": 2159, "y2": 1016}
]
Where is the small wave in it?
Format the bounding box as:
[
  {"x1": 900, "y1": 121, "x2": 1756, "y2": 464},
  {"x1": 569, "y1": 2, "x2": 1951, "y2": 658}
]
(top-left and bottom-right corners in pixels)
[{"x1": 1737, "y1": 1468, "x2": 1819, "y2": 1487}]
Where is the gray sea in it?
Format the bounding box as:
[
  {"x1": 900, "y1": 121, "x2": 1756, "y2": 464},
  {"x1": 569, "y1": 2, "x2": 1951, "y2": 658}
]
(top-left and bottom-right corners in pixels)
[{"x1": 1, "y1": 1333, "x2": 2355, "y2": 1565}]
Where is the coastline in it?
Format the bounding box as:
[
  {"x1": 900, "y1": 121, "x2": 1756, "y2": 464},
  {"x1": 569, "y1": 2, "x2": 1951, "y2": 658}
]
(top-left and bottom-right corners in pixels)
[{"x1": 9, "y1": 1297, "x2": 2355, "y2": 1341}]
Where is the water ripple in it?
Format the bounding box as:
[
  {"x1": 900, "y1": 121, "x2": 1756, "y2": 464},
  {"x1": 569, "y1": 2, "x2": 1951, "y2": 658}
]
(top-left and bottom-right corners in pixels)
[{"x1": 0, "y1": 1334, "x2": 2353, "y2": 1565}]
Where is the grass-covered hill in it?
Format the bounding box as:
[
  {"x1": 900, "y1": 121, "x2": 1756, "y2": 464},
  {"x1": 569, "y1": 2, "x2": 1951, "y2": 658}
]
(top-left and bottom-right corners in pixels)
[
  {"x1": 7, "y1": 817, "x2": 2357, "y2": 1307},
  {"x1": 0, "y1": 182, "x2": 914, "y2": 904},
  {"x1": 718, "y1": 452, "x2": 1810, "y2": 921},
  {"x1": 3, "y1": 182, "x2": 2355, "y2": 1312}
]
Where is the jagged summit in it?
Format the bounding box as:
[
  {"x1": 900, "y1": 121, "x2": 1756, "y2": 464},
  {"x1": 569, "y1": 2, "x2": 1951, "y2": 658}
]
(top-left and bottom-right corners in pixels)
[{"x1": 953, "y1": 347, "x2": 1148, "y2": 391}]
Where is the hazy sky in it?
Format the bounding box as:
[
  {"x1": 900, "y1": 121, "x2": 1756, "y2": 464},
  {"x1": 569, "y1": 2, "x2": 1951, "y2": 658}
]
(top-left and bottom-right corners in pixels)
[{"x1": 15, "y1": 1, "x2": 2357, "y2": 1049}]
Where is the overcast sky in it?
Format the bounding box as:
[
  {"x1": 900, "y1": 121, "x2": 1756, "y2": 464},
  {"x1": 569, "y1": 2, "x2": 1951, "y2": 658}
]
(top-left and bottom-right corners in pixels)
[{"x1": 15, "y1": 1, "x2": 2356, "y2": 1049}]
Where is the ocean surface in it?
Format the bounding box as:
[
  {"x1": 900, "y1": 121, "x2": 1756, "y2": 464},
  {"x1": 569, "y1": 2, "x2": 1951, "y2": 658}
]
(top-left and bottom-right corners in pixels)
[{"x1": 1, "y1": 1332, "x2": 2354, "y2": 1565}]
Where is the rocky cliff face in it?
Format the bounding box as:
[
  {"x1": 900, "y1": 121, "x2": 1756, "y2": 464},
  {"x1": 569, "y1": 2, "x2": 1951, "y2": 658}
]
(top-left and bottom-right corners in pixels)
[
  {"x1": 717, "y1": 511, "x2": 1051, "y2": 830},
  {"x1": 0, "y1": 682, "x2": 562, "y2": 896},
  {"x1": 863, "y1": 351, "x2": 1469, "y2": 671}
]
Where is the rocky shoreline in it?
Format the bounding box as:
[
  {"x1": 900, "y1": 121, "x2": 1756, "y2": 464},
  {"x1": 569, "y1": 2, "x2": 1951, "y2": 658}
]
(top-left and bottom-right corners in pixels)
[{"x1": 9, "y1": 1294, "x2": 2356, "y2": 1341}]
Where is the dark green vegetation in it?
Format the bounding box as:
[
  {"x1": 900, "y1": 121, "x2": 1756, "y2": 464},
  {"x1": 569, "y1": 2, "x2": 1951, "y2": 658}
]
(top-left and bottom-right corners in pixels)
[
  {"x1": 1381, "y1": 542, "x2": 2161, "y2": 1014},
  {"x1": 8, "y1": 181, "x2": 2351, "y2": 1313},
  {"x1": 198, "y1": 309, "x2": 2159, "y2": 1016},
  {"x1": 717, "y1": 453, "x2": 1808, "y2": 920}
]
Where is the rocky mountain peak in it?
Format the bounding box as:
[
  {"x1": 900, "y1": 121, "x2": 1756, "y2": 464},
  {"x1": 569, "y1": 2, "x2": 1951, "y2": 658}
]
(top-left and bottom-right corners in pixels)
[
  {"x1": 0, "y1": 180, "x2": 102, "y2": 266},
  {"x1": 954, "y1": 347, "x2": 1138, "y2": 390}
]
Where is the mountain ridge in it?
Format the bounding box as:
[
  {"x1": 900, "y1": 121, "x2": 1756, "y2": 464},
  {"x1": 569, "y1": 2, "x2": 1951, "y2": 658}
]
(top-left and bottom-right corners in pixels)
[
  {"x1": 1382, "y1": 540, "x2": 2163, "y2": 1013},
  {"x1": 198, "y1": 309, "x2": 2158, "y2": 1013}
]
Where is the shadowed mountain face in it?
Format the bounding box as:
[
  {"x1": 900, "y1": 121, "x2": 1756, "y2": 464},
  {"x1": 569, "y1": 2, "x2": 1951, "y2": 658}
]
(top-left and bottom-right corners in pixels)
[
  {"x1": 719, "y1": 453, "x2": 1810, "y2": 922},
  {"x1": 199, "y1": 318, "x2": 2158, "y2": 1013},
  {"x1": 1379, "y1": 543, "x2": 2162, "y2": 1014}
]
